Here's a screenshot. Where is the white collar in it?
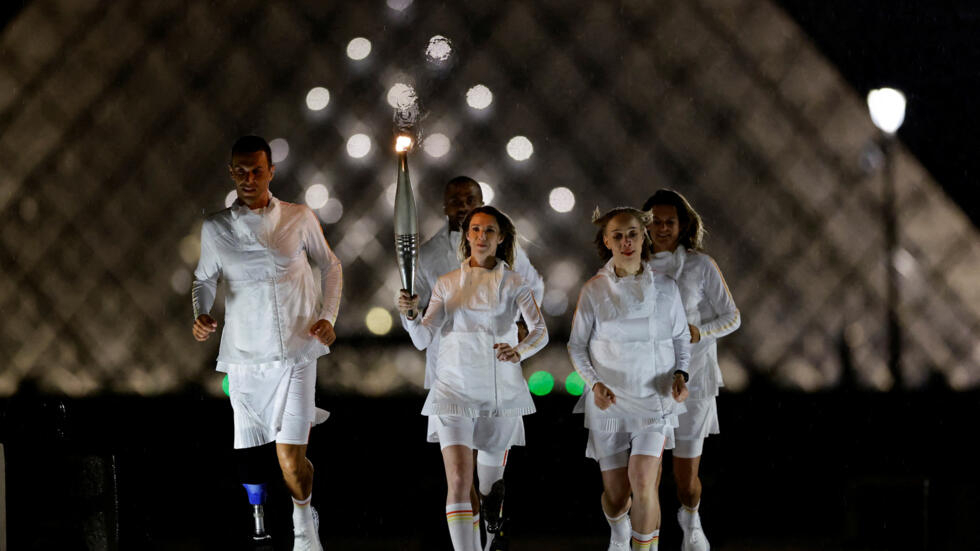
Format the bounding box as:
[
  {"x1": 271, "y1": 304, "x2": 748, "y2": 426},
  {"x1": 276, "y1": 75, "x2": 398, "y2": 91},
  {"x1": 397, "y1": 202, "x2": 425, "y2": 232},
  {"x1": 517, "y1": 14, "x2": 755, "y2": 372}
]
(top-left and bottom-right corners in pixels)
[{"x1": 230, "y1": 192, "x2": 278, "y2": 219}]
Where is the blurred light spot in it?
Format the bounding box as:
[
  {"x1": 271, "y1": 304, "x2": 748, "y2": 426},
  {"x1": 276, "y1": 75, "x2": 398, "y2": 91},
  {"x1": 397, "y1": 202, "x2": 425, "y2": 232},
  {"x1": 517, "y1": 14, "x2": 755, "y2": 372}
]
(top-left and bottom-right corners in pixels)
[
  {"x1": 542, "y1": 289, "x2": 569, "y2": 316},
  {"x1": 179, "y1": 234, "x2": 200, "y2": 264},
  {"x1": 19, "y1": 197, "x2": 37, "y2": 221},
  {"x1": 387, "y1": 0, "x2": 412, "y2": 10},
  {"x1": 892, "y1": 248, "x2": 917, "y2": 278},
  {"x1": 528, "y1": 371, "x2": 555, "y2": 396},
  {"x1": 305, "y1": 87, "x2": 330, "y2": 111},
  {"x1": 346, "y1": 37, "x2": 372, "y2": 60},
  {"x1": 222, "y1": 374, "x2": 230, "y2": 397},
  {"x1": 549, "y1": 187, "x2": 575, "y2": 213},
  {"x1": 387, "y1": 83, "x2": 417, "y2": 109},
  {"x1": 548, "y1": 260, "x2": 581, "y2": 291},
  {"x1": 423, "y1": 133, "x2": 451, "y2": 158},
  {"x1": 319, "y1": 198, "x2": 344, "y2": 224},
  {"x1": 395, "y1": 135, "x2": 413, "y2": 152},
  {"x1": 225, "y1": 190, "x2": 238, "y2": 208},
  {"x1": 516, "y1": 217, "x2": 538, "y2": 242},
  {"x1": 478, "y1": 181, "x2": 494, "y2": 204},
  {"x1": 270, "y1": 138, "x2": 289, "y2": 163},
  {"x1": 170, "y1": 268, "x2": 191, "y2": 294},
  {"x1": 507, "y1": 136, "x2": 534, "y2": 161},
  {"x1": 564, "y1": 371, "x2": 585, "y2": 396},
  {"x1": 386, "y1": 182, "x2": 398, "y2": 206},
  {"x1": 305, "y1": 183, "x2": 330, "y2": 209},
  {"x1": 425, "y1": 35, "x2": 453, "y2": 62},
  {"x1": 466, "y1": 84, "x2": 493, "y2": 109},
  {"x1": 718, "y1": 353, "x2": 748, "y2": 392},
  {"x1": 347, "y1": 134, "x2": 372, "y2": 158},
  {"x1": 366, "y1": 307, "x2": 394, "y2": 335}
]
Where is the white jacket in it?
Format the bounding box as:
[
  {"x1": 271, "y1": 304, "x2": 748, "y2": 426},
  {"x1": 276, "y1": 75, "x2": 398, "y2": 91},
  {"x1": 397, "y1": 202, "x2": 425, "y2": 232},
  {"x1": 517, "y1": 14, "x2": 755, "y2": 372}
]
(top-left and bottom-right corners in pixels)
[
  {"x1": 568, "y1": 260, "x2": 691, "y2": 432},
  {"x1": 192, "y1": 195, "x2": 342, "y2": 372},
  {"x1": 649, "y1": 248, "x2": 740, "y2": 400},
  {"x1": 403, "y1": 222, "x2": 544, "y2": 388},
  {"x1": 403, "y1": 260, "x2": 548, "y2": 417}
]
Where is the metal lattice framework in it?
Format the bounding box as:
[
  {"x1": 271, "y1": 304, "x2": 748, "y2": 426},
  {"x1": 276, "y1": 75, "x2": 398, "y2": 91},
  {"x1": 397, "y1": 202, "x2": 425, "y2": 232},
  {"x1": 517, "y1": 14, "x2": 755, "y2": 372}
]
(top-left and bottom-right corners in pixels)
[{"x1": 0, "y1": 0, "x2": 977, "y2": 397}]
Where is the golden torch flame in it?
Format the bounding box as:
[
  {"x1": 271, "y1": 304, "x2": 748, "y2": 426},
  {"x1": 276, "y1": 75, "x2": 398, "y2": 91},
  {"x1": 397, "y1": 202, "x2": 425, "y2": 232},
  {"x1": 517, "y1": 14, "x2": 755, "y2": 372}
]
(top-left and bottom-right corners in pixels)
[{"x1": 395, "y1": 135, "x2": 413, "y2": 152}]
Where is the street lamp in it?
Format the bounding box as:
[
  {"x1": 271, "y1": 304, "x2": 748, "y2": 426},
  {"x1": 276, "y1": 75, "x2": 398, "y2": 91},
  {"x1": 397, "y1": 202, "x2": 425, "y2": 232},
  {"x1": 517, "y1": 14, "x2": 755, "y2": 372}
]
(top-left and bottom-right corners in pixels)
[{"x1": 867, "y1": 87, "x2": 906, "y2": 390}]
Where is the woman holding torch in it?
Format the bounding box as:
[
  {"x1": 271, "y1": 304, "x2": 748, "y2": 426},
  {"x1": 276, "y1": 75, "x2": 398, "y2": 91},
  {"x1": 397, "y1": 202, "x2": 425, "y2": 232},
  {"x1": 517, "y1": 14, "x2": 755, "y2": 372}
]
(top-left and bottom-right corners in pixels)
[
  {"x1": 568, "y1": 207, "x2": 691, "y2": 551},
  {"x1": 396, "y1": 206, "x2": 548, "y2": 551}
]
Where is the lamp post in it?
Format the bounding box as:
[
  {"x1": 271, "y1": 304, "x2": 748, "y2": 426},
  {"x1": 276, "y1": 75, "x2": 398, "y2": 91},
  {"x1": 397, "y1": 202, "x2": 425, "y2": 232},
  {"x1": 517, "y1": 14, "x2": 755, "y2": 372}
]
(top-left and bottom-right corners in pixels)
[{"x1": 867, "y1": 87, "x2": 906, "y2": 390}]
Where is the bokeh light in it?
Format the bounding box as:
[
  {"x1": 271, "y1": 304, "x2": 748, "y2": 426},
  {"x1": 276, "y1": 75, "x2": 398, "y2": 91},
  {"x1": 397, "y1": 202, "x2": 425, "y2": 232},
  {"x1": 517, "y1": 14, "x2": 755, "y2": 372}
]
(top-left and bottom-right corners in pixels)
[
  {"x1": 548, "y1": 187, "x2": 575, "y2": 213},
  {"x1": 170, "y1": 268, "x2": 190, "y2": 295},
  {"x1": 365, "y1": 307, "x2": 394, "y2": 335},
  {"x1": 542, "y1": 289, "x2": 569, "y2": 316},
  {"x1": 225, "y1": 190, "x2": 238, "y2": 208},
  {"x1": 387, "y1": 83, "x2": 417, "y2": 109},
  {"x1": 425, "y1": 35, "x2": 453, "y2": 62},
  {"x1": 305, "y1": 87, "x2": 330, "y2": 111},
  {"x1": 269, "y1": 138, "x2": 289, "y2": 163},
  {"x1": 479, "y1": 181, "x2": 494, "y2": 204},
  {"x1": 305, "y1": 183, "x2": 329, "y2": 210},
  {"x1": 347, "y1": 134, "x2": 372, "y2": 158},
  {"x1": 506, "y1": 136, "x2": 534, "y2": 161},
  {"x1": 346, "y1": 37, "x2": 372, "y2": 60},
  {"x1": 564, "y1": 372, "x2": 585, "y2": 396},
  {"x1": 528, "y1": 371, "x2": 555, "y2": 396},
  {"x1": 319, "y1": 198, "x2": 344, "y2": 224},
  {"x1": 466, "y1": 85, "x2": 493, "y2": 109},
  {"x1": 423, "y1": 133, "x2": 451, "y2": 158},
  {"x1": 386, "y1": 0, "x2": 412, "y2": 10}
]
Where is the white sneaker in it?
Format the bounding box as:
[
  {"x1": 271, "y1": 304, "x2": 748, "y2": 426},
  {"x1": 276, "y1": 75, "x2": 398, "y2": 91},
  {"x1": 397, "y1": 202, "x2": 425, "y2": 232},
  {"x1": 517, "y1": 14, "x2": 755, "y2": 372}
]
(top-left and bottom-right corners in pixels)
[
  {"x1": 293, "y1": 507, "x2": 323, "y2": 551},
  {"x1": 606, "y1": 539, "x2": 630, "y2": 551},
  {"x1": 678, "y1": 508, "x2": 709, "y2": 551}
]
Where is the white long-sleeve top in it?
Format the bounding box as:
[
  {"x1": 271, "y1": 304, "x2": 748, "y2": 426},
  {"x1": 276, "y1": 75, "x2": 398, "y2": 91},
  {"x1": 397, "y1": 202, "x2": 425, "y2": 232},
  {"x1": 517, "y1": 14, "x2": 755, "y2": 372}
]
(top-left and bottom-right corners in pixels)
[
  {"x1": 567, "y1": 260, "x2": 691, "y2": 432},
  {"x1": 649, "y1": 248, "x2": 740, "y2": 400},
  {"x1": 192, "y1": 194, "x2": 343, "y2": 372},
  {"x1": 403, "y1": 259, "x2": 548, "y2": 417},
  {"x1": 402, "y1": 222, "x2": 545, "y2": 388}
]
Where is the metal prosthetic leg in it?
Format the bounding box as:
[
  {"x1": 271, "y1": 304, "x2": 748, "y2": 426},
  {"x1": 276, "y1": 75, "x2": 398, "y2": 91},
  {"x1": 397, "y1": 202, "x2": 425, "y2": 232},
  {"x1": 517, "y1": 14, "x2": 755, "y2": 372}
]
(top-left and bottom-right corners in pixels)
[
  {"x1": 481, "y1": 479, "x2": 509, "y2": 551},
  {"x1": 243, "y1": 483, "x2": 272, "y2": 542}
]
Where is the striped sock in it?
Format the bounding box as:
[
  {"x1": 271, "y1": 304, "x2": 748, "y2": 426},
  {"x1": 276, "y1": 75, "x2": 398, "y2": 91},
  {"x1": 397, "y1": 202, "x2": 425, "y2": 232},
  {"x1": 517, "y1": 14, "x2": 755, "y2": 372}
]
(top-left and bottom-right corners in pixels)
[
  {"x1": 292, "y1": 492, "x2": 314, "y2": 530},
  {"x1": 446, "y1": 502, "x2": 474, "y2": 551},
  {"x1": 631, "y1": 529, "x2": 659, "y2": 550},
  {"x1": 605, "y1": 508, "x2": 631, "y2": 546},
  {"x1": 473, "y1": 512, "x2": 481, "y2": 550}
]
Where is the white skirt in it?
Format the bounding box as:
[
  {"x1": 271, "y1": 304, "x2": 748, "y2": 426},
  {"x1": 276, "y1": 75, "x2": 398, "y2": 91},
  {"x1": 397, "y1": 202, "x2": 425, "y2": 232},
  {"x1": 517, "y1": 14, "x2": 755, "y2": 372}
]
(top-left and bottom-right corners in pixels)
[{"x1": 426, "y1": 415, "x2": 525, "y2": 451}]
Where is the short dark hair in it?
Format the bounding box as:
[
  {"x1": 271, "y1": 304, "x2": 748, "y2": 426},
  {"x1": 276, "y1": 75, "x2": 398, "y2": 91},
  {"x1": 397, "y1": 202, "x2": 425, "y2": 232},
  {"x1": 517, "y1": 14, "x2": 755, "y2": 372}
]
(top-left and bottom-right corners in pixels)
[
  {"x1": 231, "y1": 135, "x2": 273, "y2": 166},
  {"x1": 642, "y1": 189, "x2": 705, "y2": 251},
  {"x1": 444, "y1": 175, "x2": 481, "y2": 197},
  {"x1": 459, "y1": 206, "x2": 517, "y2": 267}
]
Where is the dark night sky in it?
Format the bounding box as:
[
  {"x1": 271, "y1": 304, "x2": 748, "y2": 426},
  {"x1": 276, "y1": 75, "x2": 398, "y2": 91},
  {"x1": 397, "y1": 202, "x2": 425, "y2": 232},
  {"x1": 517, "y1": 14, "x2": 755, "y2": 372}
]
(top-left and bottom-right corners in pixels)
[
  {"x1": 777, "y1": 0, "x2": 980, "y2": 227},
  {"x1": 3, "y1": 1, "x2": 977, "y2": 226}
]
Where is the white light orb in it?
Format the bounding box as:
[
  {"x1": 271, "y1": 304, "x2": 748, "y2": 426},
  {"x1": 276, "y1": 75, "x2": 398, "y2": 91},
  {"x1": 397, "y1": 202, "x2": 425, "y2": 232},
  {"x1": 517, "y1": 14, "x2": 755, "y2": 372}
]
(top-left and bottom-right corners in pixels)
[
  {"x1": 319, "y1": 198, "x2": 344, "y2": 224},
  {"x1": 305, "y1": 183, "x2": 330, "y2": 210},
  {"x1": 478, "y1": 182, "x2": 494, "y2": 204},
  {"x1": 269, "y1": 138, "x2": 289, "y2": 163},
  {"x1": 365, "y1": 307, "x2": 394, "y2": 335},
  {"x1": 549, "y1": 187, "x2": 575, "y2": 213},
  {"x1": 346, "y1": 37, "x2": 372, "y2": 60},
  {"x1": 387, "y1": 0, "x2": 413, "y2": 10},
  {"x1": 225, "y1": 190, "x2": 239, "y2": 208},
  {"x1": 542, "y1": 289, "x2": 569, "y2": 317},
  {"x1": 506, "y1": 136, "x2": 534, "y2": 161},
  {"x1": 423, "y1": 133, "x2": 451, "y2": 158},
  {"x1": 867, "y1": 87, "x2": 906, "y2": 134},
  {"x1": 347, "y1": 134, "x2": 372, "y2": 158},
  {"x1": 305, "y1": 87, "x2": 330, "y2": 111},
  {"x1": 466, "y1": 84, "x2": 493, "y2": 109},
  {"x1": 387, "y1": 82, "x2": 417, "y2": 109},
  {"x1": 425, "y1": 35, "x2": 453, "y2": 62}
]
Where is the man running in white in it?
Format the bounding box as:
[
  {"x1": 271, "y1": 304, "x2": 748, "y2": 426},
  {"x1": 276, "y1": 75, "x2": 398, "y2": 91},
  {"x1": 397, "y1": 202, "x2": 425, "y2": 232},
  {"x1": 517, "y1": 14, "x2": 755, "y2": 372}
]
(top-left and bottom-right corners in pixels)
[
  {"x1": 192, "y1": 135, "x2": 342, "y2": 551},
  {"x1": 403, "y1": 176, "x2": 544, "y2": 550}
]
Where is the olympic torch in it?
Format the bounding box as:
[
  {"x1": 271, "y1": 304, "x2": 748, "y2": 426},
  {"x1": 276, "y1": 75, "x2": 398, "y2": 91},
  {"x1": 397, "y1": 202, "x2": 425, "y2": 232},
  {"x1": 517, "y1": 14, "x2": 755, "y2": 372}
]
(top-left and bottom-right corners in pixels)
[{"x1": 394, "y1": 135, "x2": 419, "y2": 318}]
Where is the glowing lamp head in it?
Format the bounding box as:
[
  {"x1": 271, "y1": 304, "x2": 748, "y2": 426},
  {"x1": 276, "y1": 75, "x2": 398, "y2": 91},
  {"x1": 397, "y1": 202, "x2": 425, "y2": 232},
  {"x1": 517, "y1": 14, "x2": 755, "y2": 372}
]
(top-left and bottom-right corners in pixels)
[
  {"x1": 395, "y1": 135, "x2": 413, "y2": 152},
  {"x1": 867, "y1": 87, "x2": 906, "y2": 135}
]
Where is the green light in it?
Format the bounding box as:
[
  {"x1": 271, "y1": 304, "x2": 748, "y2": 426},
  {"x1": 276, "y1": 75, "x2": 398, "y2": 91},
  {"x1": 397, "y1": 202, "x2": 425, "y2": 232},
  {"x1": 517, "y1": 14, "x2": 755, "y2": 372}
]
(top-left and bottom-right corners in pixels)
[
  {"x1": 222, "y1": 374, "x2": 230, "y2": 397},
  {"x1": 565, "y1": 372, "x2": 585, "y2": 396},
  {"x1": 528, "y1": 371, "x2": 555, "y2": 396}
]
